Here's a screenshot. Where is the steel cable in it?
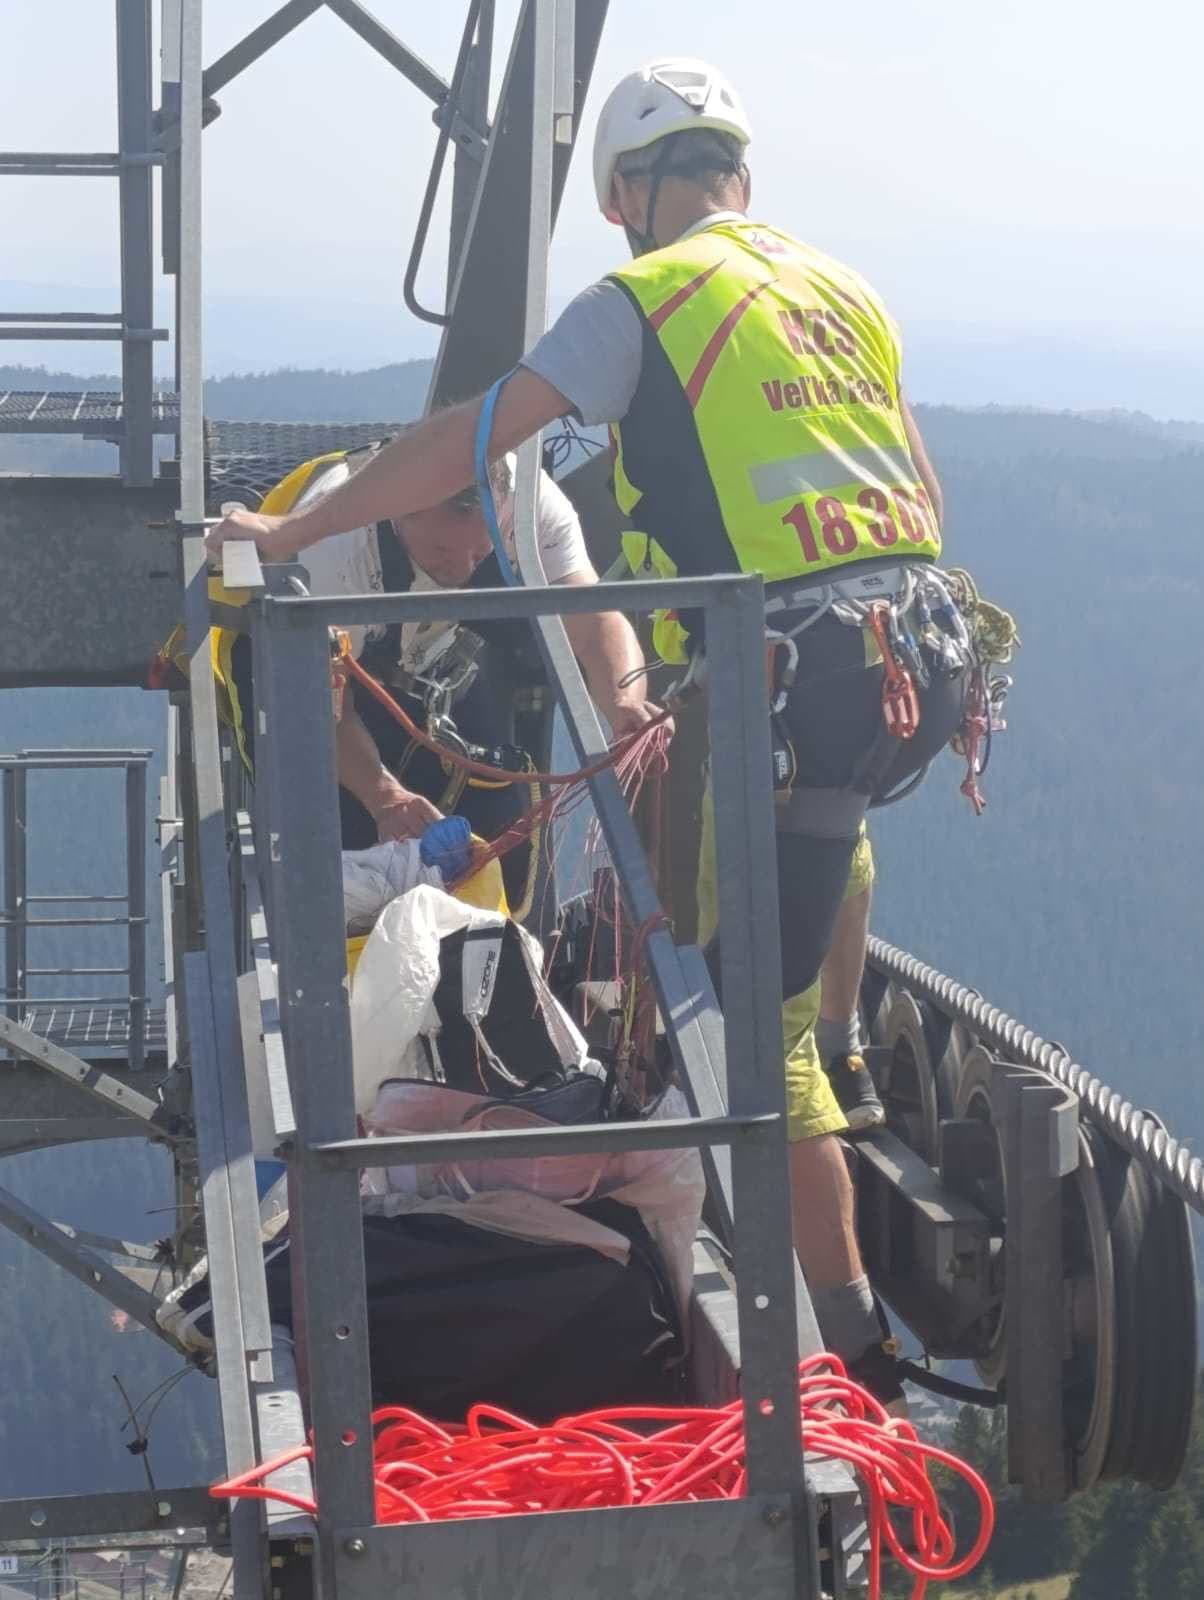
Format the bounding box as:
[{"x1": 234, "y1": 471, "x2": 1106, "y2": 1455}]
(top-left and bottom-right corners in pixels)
[{"x1": 867, "y1": 937, "x2": 1204, "y2": 1214}]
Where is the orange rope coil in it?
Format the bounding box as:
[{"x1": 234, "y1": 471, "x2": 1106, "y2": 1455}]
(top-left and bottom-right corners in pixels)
[{"x1": 211, "y1": 1354, "x2": 994, "y2": 1599}]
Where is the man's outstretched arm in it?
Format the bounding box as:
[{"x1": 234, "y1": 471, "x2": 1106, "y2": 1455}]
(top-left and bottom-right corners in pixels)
[{"x1": 205, "y1": 371, "x2": 574, "y2": 561}]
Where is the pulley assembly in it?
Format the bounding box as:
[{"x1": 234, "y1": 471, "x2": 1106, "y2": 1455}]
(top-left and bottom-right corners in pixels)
[{"x1": 856, "y1": 983, "x2": 1197, "y2": 1498}]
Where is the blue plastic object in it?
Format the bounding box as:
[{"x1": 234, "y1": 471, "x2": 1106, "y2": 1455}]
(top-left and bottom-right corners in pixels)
[
  {"x1": 254, "y1": 1158, "x2": 286, "y2": 1201},
  {"x1": 474, "y1": 375, "x2": 519, "y2": 586},
  {"x1": 420, "y1": 814, "x2": 474, "y2": 881}
]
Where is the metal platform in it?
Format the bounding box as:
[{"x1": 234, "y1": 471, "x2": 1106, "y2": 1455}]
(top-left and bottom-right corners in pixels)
[
  {"x1": 0, "y1": 391, "x2": 178, "y2": 437},
  {"x1": 205, "y1": 419, "x2": 400, "y2": 507},
  {"x1": 13, "y1": 1002, "x2": 167, "y2": 1061}
]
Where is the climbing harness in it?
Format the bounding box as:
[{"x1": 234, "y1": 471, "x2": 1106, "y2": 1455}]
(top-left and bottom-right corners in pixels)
[
  {"x1": 941, "y1": 566, "x2": 1018, "y2": 814},
  {"x1": 866, "y1": 601, "x2": 921, "y2": 742},
  {"x1": 665, "y1": 559, "x2": 1014, "y2": 815}
]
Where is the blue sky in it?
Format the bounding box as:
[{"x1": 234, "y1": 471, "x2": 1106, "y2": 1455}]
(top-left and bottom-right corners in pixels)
[{"x1": 3, "y1": 1, "x2": 1202, "y2": 413}]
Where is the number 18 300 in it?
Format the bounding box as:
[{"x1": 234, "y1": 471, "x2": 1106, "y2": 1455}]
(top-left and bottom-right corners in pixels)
[{"x1": 781, "y1": 484, "x2": 937, "y2": 564}]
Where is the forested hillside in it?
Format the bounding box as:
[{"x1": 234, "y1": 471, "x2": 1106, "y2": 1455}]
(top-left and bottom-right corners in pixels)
[
  {"x1": 2, "y1": 366, "x2": 1202, "y2": 1543},
  {"x1": 871, "y1": 408, "x2": 1204, "y2": 1146}
]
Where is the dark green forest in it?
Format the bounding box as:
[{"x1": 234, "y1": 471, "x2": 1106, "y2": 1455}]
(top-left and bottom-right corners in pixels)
[{"x1": 2, "y1": 364, "x2": 1202, "y2": 1584}]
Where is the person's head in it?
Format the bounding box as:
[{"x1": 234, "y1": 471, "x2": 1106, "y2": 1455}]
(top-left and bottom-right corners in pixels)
[
  {"x1": 393, "y1": 450, "x2": 513, "y2": 588},
  {"x1": 593, "y1": 59, "x2": 753, "y2": 256}
]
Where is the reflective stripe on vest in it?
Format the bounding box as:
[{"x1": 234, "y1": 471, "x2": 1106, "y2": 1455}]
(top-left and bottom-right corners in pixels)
[{"x1": 607, "y1": 221, "x2": 941, "y2": 590}]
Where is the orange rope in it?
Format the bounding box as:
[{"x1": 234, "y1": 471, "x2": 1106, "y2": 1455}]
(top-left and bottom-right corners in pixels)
[{"x1": 338, "y1": 638, "x2": 673, "y2": 788}]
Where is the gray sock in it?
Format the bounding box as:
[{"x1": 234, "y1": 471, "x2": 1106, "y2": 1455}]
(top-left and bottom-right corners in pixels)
[
  {"x1": 810, "y1": 1274, "x2": 880, "y2": 1363},
  {"x1": 816, "y1": 1013, "x2": 862, "y2": 1066}
]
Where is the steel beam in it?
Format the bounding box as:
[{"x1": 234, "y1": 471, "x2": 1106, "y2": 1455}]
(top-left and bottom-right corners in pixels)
[
  {"x1": 253, "y1": 1329, "x2": 316, "y2": 1541},
  {"x1": 313, "y1": 1112, "x2": 779, "y2": 1168},
  {"x1": 0, "y1": 1117, "x2": 144, "y2": 1154},
  {"x1": 51, "y1": 1224, "x2": 170, "y2": 1264},
  {"x1": 160, "y1": 0, "x2": 182, "y2": 276},
  {"x1": 323, "y1": 0, "x2": 447, "y2": 102},
  {"x1": 447, "y1": 0, "x2": 493, "y2": 291},
  {"x1": 183, "y1": 953, "x2": 267, "y2": 1596},
  {"x1": 0, "y1": 327, "x2": 164, "y2": 341},
  {"x1": 0, "y1": 1182, "x2": 190, "y2": 1355},
  {"x1": 0, "y1": 153, "x2": 122, "y2": 175},
  {"x1": 178, "y1": 6, "x2": 269, "y2": 1589},
  {"x1": 262, "y1": 574, "x2": 768, "y2": 627},
  {"x1": 202, "y1": 0, "x2": 324, "y2": 97},
  {"x1": 2, "y1": 764, "x2": 26, "y2": 1021},
  {"x1": 699, "y1": 578, "x2": 809, "y2": 1510},
  {"x1": 1004, "y1": 1065, "x2": 1078, "y2": 1502},
  {"x1": 0, "y1": 1490, "x2": 223, "y2": 1543},
  {"x1": 250, "y1": 600, "x2": 378, "y2": 1587},
  {"x1": 236, "y1": 815, "x2": 295, "y2": 1144},
  {"x1": 330, "y1": 1499, "x2": 799, "y2": 1600},
  {"x1": 0, "y1": 479, "x2": 181, "y2": 687},
  {"x1": 0, "y1": 1061, "x2": 156, "y2": 1119},
  {"x1": 115, "y1": 0, "x2": 156, "y2": 485},
  {"x1": 0, "y1": 1016, "x2": 166, "y2": 1127},
  {"x1": 127, "y1": 759, "x2": 147, "y2": 1075},
  {"x1": 427, "y1": 0, "x2": 608, "y2": 407},
  {"x1": 0, "y1": 312, "x2": 122, "y2": 322},
  {"x1": 177, "y1": 0, "x2": 272, "y2": 1366}
]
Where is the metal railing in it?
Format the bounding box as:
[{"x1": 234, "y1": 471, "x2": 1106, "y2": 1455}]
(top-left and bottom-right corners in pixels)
[
  {"x1": 0, "y1": 2, "x2": 166, "y2": 482},
  {"x1": 242, "y1": 567, "x2": 815, "y2": 1599},
  {"x1": 1, "y1": 750, "x2": 149, "y2": 1070}
]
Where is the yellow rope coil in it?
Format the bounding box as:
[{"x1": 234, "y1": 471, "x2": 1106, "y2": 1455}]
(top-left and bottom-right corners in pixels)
[{"x1": 944, "y1": 567, "x2": 1021, "y2": 665}]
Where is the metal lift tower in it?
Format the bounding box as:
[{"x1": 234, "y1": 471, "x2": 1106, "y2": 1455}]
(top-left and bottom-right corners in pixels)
[{"x1": 0, "y1": 5, "x2": 1200, "y2": 1600}]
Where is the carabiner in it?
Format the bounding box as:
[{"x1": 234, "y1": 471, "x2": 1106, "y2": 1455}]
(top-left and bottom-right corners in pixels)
[{"x1": 867, "y1": 603, "x2": 920, "y2": 740}]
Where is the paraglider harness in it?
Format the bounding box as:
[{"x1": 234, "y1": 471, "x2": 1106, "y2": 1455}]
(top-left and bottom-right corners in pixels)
[{"x1": 363, "y1": 512, "x2": 542, "y2": 817}]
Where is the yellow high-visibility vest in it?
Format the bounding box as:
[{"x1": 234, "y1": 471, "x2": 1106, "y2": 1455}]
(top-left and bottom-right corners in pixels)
[
  {"x1": 618, "y1": 530, "x2": 690, "y2": 666},
  {"x1": 606, "y1": 220, "x2": 940, "y2": 621}
]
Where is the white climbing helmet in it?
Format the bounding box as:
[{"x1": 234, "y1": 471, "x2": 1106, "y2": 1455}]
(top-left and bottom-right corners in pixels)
[{"x1": 592, "y1": 58, "x2": 752, "y2": 223}]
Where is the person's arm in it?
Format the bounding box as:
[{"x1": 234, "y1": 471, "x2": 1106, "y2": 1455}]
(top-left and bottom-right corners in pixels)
[
  {"x1": 206, "y1": 371, "x2": 573, "y2": 560},
  {"x1": 900, "y1": 394, "x2": 943, "y2": 529},
  {"x1": 335, "y1": 696, "x2": 442, "y2": 842},
  {"x1": 556, "y1": 568, "x2": 661, "y2": 738}
]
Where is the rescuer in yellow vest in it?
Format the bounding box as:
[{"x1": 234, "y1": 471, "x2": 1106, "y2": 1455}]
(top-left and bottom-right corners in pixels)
[{"x1": 206, "y1": 58, "x2": 971, "y2": 1408}]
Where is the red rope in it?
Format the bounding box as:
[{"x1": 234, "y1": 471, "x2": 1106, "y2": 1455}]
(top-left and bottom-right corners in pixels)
[
  {"x1": 339, "y1": 642, "x2": 673, "y2": 788},
  {"x1": 210, "y1": 1354, "x2": 994, "y2": 1599}
]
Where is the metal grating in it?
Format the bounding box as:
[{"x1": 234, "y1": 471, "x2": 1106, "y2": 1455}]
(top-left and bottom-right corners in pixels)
[
  {"x1": 13, "y1": 1002, "x2": 167, "y2": 1059},
  {"x1": 205, "y1": 418, "x2": 402, "y2": 508},
  {"x1": 0, "y1": 389, "x2": 179, "y2": 435}
]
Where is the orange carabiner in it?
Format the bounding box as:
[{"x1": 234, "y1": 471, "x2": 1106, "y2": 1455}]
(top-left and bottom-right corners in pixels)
[{"x1": 867, "y1": 603, "x2": 920, "y2": 740}]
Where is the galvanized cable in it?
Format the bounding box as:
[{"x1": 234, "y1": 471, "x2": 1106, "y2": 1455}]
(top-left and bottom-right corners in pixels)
[{"x1": 866, "y1": 936, "x2": 1204, "y2": 1216}]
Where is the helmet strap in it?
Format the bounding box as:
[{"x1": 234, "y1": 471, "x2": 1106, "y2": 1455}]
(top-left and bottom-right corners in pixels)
[
  {"x1": 619, "y1": 134, "x2": 745, "y2": 256},
  {"x1": 619, "y1": 136, "x2": 681, "y2": 256}
]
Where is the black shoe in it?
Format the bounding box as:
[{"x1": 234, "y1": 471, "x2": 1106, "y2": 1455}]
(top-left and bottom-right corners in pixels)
[
  {"x1": 825, "y1": 1052, "x2": 886, "y2": 1132},
  {"x1": 846, "y1": 1338, "x2": 908, "y2": 1417}
]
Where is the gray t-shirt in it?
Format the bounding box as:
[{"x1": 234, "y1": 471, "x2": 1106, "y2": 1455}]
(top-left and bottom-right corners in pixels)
[
  {"x1": 521, "y1": 214, "x2": 753, "y2": 426},
  {"x1": 521, "y1": 280, "x2": 643, "y2": 427}
]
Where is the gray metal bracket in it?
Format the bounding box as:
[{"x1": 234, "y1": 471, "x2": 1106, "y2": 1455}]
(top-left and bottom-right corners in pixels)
[
  {"x1": 856, "y1": 1126, "x2": 996, "y2": 1357},
  {"x1": 1000, "y1": 1059, "x2": 1079, "y2": 1502},
  {"x1": 0, "y1": 1489, "x2": 226, "y2": 1545}
]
